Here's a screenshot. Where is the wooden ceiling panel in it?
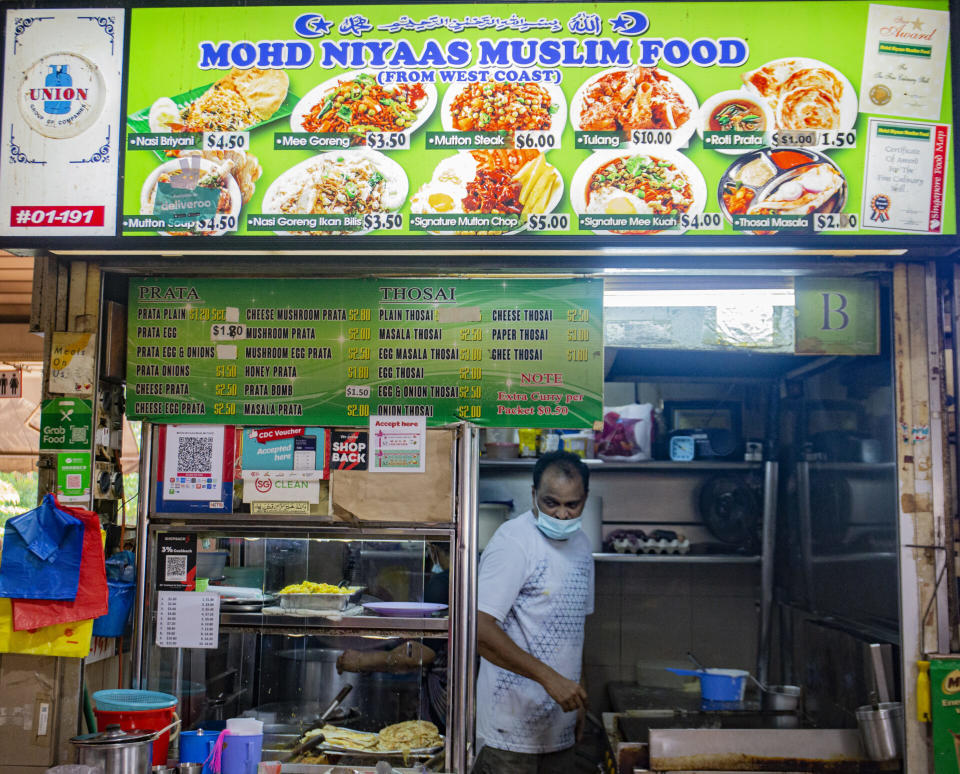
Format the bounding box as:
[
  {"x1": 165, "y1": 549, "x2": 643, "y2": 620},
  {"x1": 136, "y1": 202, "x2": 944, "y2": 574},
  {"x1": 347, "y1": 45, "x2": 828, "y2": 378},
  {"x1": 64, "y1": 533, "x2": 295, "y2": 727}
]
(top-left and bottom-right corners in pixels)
[{"x1": 0, "y1": 253, "x2": 34, "y2": 324}]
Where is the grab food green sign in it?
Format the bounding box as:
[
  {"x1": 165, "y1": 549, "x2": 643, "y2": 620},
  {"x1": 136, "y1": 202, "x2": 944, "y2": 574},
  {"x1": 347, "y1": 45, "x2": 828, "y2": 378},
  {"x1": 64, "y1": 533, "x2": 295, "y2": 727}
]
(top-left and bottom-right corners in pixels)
[
  {"x1": 126, "y1": 278, "x2": 602, "y2": 428},
  {"x1": 121, "y1": 0, "x2": 954, "y2": 242}
]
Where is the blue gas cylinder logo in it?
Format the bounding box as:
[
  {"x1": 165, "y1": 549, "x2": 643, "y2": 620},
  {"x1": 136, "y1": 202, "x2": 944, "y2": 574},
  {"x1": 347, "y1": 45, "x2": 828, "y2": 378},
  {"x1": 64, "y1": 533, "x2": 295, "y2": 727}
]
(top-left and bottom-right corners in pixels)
[
  {"x1": 18, "y1": 53, "x2": 105, "y2": 139},
  {"x1": 40, "y1": 65, "x2": 77, "y2": 115}
]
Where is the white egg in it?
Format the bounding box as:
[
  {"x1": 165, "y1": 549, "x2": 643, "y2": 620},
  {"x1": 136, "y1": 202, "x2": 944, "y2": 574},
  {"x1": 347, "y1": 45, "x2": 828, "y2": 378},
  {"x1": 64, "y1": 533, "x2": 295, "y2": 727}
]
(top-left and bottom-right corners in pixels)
[
  {"x1": 586, "y1": 187, "x2": 650, "y2": 215},
  {"x1": 798, "y1": 166, "x2": 835, "y2": 194},
  {"x1": 148, "y1": 97, "x2": 180, "y2": 133},
  {"x1": 773, "y1": 180, "x2": 803, "y2": 201},
  {"x1": 411, "y1": 181, "x2": 467, "y2": 214}
]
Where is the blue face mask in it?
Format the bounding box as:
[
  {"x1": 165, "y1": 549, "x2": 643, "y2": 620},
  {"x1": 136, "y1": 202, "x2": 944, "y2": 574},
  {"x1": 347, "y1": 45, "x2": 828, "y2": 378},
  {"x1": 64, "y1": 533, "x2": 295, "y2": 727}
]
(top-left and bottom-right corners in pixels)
[
  {"x1": 431, "y1": 563, "x2": 444, "y2": 574},
  {"x1": 535, "y1": 511, "x2": 583, "y2": 540}
]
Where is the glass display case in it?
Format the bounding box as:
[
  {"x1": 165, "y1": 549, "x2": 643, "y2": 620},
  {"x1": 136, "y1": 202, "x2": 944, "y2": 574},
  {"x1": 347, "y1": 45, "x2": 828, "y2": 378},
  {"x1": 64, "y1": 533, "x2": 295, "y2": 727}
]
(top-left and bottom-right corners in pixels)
[{"x1": 131, "y1": 424, "x2": 478, "y2": 773}]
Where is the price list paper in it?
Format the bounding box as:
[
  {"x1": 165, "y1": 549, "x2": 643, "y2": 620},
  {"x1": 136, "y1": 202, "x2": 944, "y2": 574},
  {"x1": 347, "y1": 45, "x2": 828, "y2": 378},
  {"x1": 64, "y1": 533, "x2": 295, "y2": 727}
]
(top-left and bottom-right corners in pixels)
[
  {"x1": 127, "y1": 278, "x2": 602, "y2": 428},
  {"x1": 156, "y1": 591, "x2": 220, "y2": 649}
]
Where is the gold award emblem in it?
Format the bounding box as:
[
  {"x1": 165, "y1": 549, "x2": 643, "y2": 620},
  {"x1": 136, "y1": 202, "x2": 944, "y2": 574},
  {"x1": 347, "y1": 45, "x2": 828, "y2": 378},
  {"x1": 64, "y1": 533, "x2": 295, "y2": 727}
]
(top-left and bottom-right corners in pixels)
[{"x1": 869, "y1": 84, "x2": 892, "y2": 106}]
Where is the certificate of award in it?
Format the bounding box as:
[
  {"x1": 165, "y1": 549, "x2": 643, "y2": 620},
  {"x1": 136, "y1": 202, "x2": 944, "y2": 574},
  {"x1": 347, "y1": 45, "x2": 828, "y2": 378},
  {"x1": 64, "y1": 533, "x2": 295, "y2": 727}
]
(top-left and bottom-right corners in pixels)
[{"x1": 860, "y1": 4, "x2": 950, "y2": 120}]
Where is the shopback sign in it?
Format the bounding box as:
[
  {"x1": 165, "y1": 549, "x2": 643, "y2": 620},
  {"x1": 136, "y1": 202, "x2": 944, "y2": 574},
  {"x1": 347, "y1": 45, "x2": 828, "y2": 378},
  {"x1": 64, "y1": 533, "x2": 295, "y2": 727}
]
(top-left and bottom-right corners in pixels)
[
  {"x1": 0, "y1": 1, "x2": 955, "y2": 243},
  {"x1": 126, "y1": 278, "x2": 603, "y2": 427}
]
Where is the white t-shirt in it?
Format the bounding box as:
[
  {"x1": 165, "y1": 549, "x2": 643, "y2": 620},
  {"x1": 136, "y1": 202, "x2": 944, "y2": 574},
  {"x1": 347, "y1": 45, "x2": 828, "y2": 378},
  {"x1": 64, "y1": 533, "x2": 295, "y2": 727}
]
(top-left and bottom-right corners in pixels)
[{"x1": 476, "y1": 510, "x2": 595, "y2": 754}]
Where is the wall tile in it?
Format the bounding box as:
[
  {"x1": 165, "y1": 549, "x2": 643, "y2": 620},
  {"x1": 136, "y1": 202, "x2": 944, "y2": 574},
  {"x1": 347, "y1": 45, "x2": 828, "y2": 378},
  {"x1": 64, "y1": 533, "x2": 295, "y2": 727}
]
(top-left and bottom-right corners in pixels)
[
  {"x1": 689, "y1": 563, "x2": 761, "y2": 598},
  {"x1": 620, "y1": 594, "x2": 692, "y2": 663},
  {"x1": 621, "y1": 562, "x2": 691, "y2": 596},
  {"x1": 585, "y1": 612, "x2": 622, "y2": 667}
]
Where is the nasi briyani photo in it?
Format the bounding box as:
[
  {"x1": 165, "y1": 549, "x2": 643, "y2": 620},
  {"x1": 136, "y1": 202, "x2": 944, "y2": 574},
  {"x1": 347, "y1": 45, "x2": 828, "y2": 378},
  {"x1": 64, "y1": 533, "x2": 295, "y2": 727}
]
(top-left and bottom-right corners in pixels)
[
  {"x1": 410, "y1": 149, "x2": 563, "y2": 234},
  {"x1": 570, "y1": 66, "x2": 698, "y2": 148},
  {"x1": 571, "y1": 148, "x2": 706, "y2": 235},
  {"x1": 148, "y1": 67, "x2": 290, "y2": 133},
  {"x1": 291, "y1": 70, "x2": 436, "y2": 138},
  {"x1": 741, "y1": 57, "x2": 856, "y2": 132},
  {"x1": 261, "y1": 149, "x2": 407, "y2": 235}
]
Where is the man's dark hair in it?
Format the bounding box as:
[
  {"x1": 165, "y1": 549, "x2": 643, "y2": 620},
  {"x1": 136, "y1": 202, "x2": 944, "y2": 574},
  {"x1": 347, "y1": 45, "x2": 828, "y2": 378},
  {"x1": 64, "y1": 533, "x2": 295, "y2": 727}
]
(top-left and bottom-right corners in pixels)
[{"x1": 532, "y1": 450, "x2": 589, "y2": 493}]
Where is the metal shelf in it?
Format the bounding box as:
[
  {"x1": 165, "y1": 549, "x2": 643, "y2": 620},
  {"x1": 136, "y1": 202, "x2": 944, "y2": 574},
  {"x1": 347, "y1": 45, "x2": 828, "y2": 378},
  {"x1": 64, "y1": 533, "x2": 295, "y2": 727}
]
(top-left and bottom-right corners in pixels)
[
  {"x1": 480, "y1": 459, "x2": 763, "y2": 471},
  {"x1": 219, "y1": 611, "x2": 449, "y2": 637},
  {"x1": 146, "y1": 518, "x2": 455, "y2": 540},
  {"x1": 593, "y1": 553, "x2": 762, "y2": 564},
  {"x1": 810, "y1": 551, "x2": 897, "y2": 563},
  {"x1": 808, "y1": 462, "x2": 896, "y2": 473}
]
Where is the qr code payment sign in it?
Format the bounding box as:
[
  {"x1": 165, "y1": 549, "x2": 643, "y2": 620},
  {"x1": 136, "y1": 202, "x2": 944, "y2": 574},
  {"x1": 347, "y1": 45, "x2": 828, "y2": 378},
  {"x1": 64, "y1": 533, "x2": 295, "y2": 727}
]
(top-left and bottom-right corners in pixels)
[
  {"x1": 177, "y1": 436, "x2": 214, "y2": 474},
  {"x1": 165, "y1": 554, "x2": 188, "y2": 582}
]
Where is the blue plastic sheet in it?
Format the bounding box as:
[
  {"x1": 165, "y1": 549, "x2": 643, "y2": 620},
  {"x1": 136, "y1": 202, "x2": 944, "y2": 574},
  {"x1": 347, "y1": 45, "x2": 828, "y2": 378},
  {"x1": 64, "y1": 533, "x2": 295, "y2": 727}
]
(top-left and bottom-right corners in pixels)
[{"x1": 0, "y1": 494, "x2": 83, "y2": 600}]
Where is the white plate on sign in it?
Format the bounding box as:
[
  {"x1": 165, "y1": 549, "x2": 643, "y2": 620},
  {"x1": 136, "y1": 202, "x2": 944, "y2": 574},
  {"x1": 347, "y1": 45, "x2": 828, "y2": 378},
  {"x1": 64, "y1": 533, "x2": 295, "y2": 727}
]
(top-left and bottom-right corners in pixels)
[
  {"x1": 570, "y1": 147, "x2": 706, "y2": 235},
  {"x1": 741, "y1": 57, "x2": 857, "y2": 150},
  {"x1": 569, "y1": 66, "x2": 698, "y2": 150},
  {"x1": 440, "y1": 78, "x2": 566, "y2": 145},
  {"x1": 139, "y1": 157, "x2": 241, "y2": 237},
  {"x1": 290, "y1": 68, "x2": 437, "y2": 139},
  {"x1": 261, "y1": 148, "x2": 408, "y2": 236},
  {"x1": 410, "y1": 151, "x2": 564, "y2": 236}
]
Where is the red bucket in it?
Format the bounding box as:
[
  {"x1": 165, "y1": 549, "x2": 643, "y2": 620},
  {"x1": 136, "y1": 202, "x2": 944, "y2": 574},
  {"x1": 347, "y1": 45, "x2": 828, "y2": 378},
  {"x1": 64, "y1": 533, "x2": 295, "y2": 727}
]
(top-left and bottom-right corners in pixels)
[{"x1": 92, "y1": 706, "x2": 177, "y2": 765}]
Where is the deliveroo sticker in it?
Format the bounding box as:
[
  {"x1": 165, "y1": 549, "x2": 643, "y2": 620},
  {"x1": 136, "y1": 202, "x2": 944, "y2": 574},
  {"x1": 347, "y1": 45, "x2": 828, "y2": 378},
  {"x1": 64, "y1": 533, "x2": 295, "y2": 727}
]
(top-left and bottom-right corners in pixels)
[{"x1": 155, "y1": 182, "x2": 220, "y2": 230}]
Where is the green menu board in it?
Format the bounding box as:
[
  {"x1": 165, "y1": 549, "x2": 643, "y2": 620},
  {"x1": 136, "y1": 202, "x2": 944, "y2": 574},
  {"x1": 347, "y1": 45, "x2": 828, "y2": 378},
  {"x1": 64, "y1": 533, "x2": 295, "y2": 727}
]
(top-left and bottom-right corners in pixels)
[{"x1": 127, "y1": 278, "x2": 602, "y2": 427}]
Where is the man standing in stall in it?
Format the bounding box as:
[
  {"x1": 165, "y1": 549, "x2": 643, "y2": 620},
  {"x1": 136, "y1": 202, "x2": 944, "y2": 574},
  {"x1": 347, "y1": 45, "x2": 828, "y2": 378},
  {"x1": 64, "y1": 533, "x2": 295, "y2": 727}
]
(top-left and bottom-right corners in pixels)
[{"x1": 473, "y1": 451, "x2": 594, "y2": 774}]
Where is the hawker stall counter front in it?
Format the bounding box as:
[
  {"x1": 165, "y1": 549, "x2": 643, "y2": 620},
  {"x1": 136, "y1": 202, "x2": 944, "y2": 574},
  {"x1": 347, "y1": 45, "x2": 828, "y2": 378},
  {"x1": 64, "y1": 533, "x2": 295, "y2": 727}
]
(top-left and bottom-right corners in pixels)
[{"x1": 132, "y1": 420, "x2": 479, "y2": 772}]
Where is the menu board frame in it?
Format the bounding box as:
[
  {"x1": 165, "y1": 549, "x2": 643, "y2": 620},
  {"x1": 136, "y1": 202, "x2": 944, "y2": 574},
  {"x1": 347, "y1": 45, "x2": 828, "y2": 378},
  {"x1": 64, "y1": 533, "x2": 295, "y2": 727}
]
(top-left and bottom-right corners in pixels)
[
  {"x1": 0, "y1": 0, "x2": 957, "y2": 258},
  {"x1": 126, "y1": 277, "x2": 604, "y2": 428}
]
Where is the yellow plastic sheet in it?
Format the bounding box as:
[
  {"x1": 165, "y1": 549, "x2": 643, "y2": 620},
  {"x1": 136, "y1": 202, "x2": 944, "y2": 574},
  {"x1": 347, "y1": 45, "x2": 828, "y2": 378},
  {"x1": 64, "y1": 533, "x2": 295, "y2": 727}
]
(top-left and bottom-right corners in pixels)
[{"x1": 0, "y1": 598, "x2": 93, "y2": 657}]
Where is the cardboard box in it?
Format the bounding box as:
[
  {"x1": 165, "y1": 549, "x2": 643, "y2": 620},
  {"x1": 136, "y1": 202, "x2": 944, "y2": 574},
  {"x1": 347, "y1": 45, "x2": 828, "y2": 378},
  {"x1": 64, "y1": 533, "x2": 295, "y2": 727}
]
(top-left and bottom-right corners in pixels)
[
  {"x1": 0, "y1": 654, "x2": 57, "y2": 768},
  {"x1": 331, "y1": 427, "x2": 455, "y2": 523}
]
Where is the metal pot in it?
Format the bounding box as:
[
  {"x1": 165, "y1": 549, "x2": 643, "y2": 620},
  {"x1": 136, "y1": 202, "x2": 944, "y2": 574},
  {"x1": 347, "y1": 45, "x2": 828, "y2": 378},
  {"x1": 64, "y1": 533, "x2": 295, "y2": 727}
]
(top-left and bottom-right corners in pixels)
[
  {"x1": 71, "y1": 724, "x2": 154, "y2": 774},
  {"x1": 856, "y1": 701, "x2": 904, "y2": 761},
  {"x1": 761, "y1": 684, "x2": 802, "y2": 712},
  {"x1": 276, "y1": 648, "x2": 361, "y2": 711}
]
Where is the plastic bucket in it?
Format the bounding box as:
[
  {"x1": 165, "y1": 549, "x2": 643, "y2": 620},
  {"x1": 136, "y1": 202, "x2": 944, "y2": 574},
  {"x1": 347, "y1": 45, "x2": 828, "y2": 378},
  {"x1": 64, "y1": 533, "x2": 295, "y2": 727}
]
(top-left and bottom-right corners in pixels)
[
  {"x1": 665, "y1": 667, "x2": 748, "y2": 701},
  {"x1": 92, "y1": 705, "x2": 177, "y2": 765},
  {"x1": 699, "y1": 669, "x2": 748, "y2": 701},
  {"x1": 221, "y1": 734, "x2": 262, "y2": 774},
  {"x1": 91, "y1": 581, "x2": 135, "y2": 637},
  {"x1": 179, "y1": 729, "x2": 218, "y2": 771}
]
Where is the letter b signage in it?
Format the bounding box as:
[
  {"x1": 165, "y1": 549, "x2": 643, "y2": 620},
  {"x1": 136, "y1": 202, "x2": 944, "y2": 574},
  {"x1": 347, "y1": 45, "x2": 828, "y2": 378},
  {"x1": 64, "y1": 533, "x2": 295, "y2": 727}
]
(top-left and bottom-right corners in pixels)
[
  {"x1": 795, "y1": 278, "x2": 878, "y2": 355},
  {"x1": 821, "y1": 292, "x2": 849, "y2": 331}
]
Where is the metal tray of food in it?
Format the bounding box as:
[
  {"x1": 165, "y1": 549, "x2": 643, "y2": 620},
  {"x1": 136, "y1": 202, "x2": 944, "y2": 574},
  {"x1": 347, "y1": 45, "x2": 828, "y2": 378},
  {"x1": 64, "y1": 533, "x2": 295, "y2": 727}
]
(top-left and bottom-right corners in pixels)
[{"x1": 278, "y1": 587, "x2": 363, "y2": 612}]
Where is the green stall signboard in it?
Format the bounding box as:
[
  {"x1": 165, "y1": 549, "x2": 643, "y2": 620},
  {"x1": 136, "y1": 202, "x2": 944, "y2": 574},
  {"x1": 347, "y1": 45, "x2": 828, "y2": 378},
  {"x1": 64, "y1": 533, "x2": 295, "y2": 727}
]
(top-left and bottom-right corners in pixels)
[
  {"x1": 127, "y1": 278, "x2": 603, "y2": 427},
  {"x1": 120, "y1": 1, "x2": 955, "y2": 242}
]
